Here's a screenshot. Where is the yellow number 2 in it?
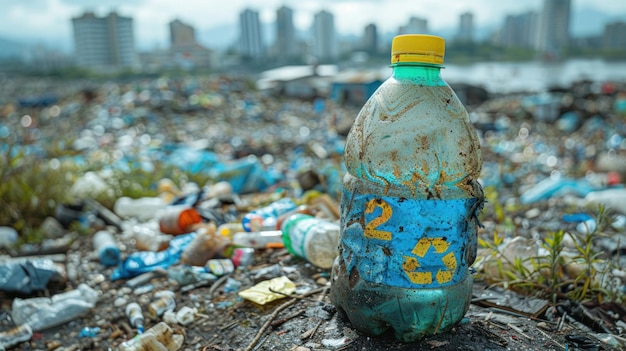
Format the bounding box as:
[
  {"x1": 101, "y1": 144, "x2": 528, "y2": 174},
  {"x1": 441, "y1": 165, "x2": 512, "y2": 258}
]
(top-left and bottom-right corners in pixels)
[{"x1": 364, "y1": 198, "x2": 392, "y2": 241}]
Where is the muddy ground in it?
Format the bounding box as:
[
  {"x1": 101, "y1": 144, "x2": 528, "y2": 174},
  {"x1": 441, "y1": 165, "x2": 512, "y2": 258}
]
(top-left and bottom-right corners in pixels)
[{"x1": 1, "y1": 236, "x2": 621, "y2": 351}]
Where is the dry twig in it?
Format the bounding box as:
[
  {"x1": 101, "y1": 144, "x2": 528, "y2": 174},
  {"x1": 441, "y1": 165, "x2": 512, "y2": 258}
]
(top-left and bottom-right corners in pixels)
[{"x1": 244, "y1": 287, "x2": 326, "y2": 351}]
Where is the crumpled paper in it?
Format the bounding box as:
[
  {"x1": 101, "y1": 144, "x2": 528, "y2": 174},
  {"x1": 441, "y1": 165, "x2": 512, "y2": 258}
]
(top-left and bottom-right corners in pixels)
[{"x1": 238, "y1": 276, "x2": 296, "y2": 305}]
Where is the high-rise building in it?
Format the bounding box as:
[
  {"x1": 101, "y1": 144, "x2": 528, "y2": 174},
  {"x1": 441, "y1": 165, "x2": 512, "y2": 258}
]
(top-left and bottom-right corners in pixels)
[
  {"x1": 167, "y1": 19, "x2": 213, "y2": 69},
  {"x1": 239, "y1": 8, "x2": 264, "y2": 60},
  {"x1": 535, "y1": 0, "x2": 571, "y2": 53},
  {"x1": 71, "y1": 11, "x2": 138, "y2": 69},
  {"x1": 170, "y1": 19, "x2": 196, "y2": 46},
  {"x1": 501, "y1": 11, "x2": 538, "y2": 48},
  {"x1": 603, "y1": 21, "x2": 626, "y2": 50},
  {"x1": 312, "y1": 10, "x2": 337, "y2": 61},
  {"x1": 363, "y1": 23, "x2": 378, "y2": 54},
  {"x1": 400, "y1": 17, "x2": 428, "y2": 35},
  {"x1": 276, "y1": 6, "x2": 297, "y2": 59},
  {"x1": 457, "y1": 12, "x2": 474, "y2": 43}
]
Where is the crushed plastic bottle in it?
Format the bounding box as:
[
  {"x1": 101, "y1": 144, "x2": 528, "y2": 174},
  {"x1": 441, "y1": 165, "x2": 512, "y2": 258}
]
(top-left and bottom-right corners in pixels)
[
  {"x1": 281, "y1": 214, "x2": 340, "y2": 269},
  {"x1": 148, "y1": 291, "x2": 177, "y2": 318},
  {"x1": 132, "y1": 222, "x2": 172, "y2": 252},
  {"x1": 0, "y1": 258, "x2": 66, "y2": 294},
  {"x1": 112, "y1": 232, "x2": 196, "y2": 281},
  {"x1": 11, "y1": 283, "x2": 99, "y2": 331},
  {"x1": 118, "y1": 322, "x2": 183, "y2": 351},
  {"x1": 180, "y1": 223, "x2": 236, "y2": 266},
  {"x1": 167, "y1": 265, "x2": 217, "y2": 286},
  {"x1": 330, "y1": 35, "x2": 484, "y2": 342},
  {"x1": 0, "y1": 324, "x2": 33, "y2": 350}
]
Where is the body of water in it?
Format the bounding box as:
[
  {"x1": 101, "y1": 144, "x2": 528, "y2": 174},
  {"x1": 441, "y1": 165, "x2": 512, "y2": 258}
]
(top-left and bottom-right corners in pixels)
[{"x1": 440, "y1": 59, "x2": 626, "y2": 94}]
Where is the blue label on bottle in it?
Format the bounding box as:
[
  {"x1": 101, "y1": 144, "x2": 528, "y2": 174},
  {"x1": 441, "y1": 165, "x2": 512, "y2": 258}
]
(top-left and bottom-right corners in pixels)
[{"x1": 340, "y1": 189, "x2": 481, "y2": 289}]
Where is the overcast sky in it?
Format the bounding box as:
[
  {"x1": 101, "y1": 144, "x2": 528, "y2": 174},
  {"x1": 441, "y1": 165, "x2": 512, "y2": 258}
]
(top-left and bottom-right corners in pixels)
[{"x1": 2, "y1": 0, "x2": 625, "y2": 50}]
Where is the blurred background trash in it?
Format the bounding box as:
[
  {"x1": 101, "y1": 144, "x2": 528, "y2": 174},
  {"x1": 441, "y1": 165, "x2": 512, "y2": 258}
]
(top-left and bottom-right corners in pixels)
[
  {"x1": 10, "y1": 283, "x2": 99, "y2": 331},
  {"x1": 0, "y1": 258, "x2": 66, "y2": 294},
  {"x1": 92, "y1": 229, "x2": 121, "y2": 266}
]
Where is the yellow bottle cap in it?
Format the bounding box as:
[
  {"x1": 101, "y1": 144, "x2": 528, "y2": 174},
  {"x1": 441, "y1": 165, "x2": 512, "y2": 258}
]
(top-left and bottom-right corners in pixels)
[{"x1": 391, "y1": 34, "x2": 445, "y2": 65}]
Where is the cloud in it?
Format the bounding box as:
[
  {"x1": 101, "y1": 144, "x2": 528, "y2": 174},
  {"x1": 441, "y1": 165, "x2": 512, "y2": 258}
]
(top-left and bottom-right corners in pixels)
[{"x1": 59, "y1": 0, "x2": 145, "y2": 5}]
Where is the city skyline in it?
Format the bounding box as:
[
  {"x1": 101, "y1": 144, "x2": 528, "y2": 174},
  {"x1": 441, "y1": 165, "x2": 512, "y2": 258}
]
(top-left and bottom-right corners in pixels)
[{"x1": 1, "y1": 0, "x2": 625, "y2": 53}]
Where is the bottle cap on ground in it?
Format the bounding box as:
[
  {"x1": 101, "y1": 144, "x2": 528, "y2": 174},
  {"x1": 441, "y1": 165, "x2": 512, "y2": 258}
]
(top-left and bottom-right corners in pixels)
[{"x1": 391, "y1": 34, "x2": 445, "y2": 65}]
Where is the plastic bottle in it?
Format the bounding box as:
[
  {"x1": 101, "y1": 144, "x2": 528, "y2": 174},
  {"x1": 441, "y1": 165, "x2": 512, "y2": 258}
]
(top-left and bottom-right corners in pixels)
[
  {"x1": 232, "y1": 230, "x2": 284, "y2": 249},
  {"x1": 180, "y1": 223, "x2": 235, "y2": 266},
  {"x1": 132, "y1": 222, "x2": 172, "y2": 252},
  {"x1": 281, "y1": 214, "x2": 340, "y2": 269},
  {"x1": 93, "y1": 230, "x2": 121, "y2": 266},
  {"x1": 158, "y1": 206, "x2": 203, "y2": 235},
  {"x1": 11, "y1": 283, "x2": 99, "y2": 331},
  {"x1": 329, "y1": 35, "x2": 484, "y2": 342},
  {"x1": 230, "y1": 247, "x2": 255, "y2": 268},
  {"x1": 205, "y1": 259, "x2": 235, "y2": 276},
  {"x1": 0, "y1": 324, "x2": 33, "y2": 349},
  {"x1": 0, "y1": 226, "x2": 18, "y2": 249},
  {"x1": 584, "y1": 188, "x2": 626, "y2": 214},
  {"x1": 111, "y1": 233, "x2": 196, "y2": 281},
  {"x1": 126, "y1": 302, "x2": 145, "y2": 333},
  {"x1": 216, "y1": 222, "x2": 245, "y2": 240},
  {"x1": 118, "y1": 322, "x2": 184, "y2": 351},
  {"x1": 241, "y1": 198, "x2": 297, "y2": 232},
  {"x1": 114, "y1": 196, "x2": 168, "y2": 221},
  {"x1": 148, "y1": 291, "x2": 176, "y2": 318}
]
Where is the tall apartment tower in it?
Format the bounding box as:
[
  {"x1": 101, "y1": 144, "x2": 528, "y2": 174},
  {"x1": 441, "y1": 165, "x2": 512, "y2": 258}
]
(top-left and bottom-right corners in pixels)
[
  {"x1": 239, "y1": 8, "x2": 264, "y2": 60},
  {"x1": 457, "y1": 12, "x2": 474, "y2": 43},
  {"x1": 400, "y1": 17, "x2": 428, "y2": 35},
  {"x1": 536, "y1": 0, "x2": 571, "y2": 53},
  {"x1": 170, "y1": 19, "x2": 196, "y2": 46},
  {"x1": 603, "y1": 21, "x2": 626, "y2": 49},
  {"x1": 312, "y1": 10, "x2": 337, "y2": 61},
  {"x1": 276, "y1": 6, "x2": 297, "y2": 59},
  {"x1": 363, "y1": 23, "x2": 378, "y2": 54},
  {"x1": 502, "y1": 12, "x2": 538, "y2": 48},
  {"x1": 72, "y1": 11, "x2": 137, "y2": 69}
]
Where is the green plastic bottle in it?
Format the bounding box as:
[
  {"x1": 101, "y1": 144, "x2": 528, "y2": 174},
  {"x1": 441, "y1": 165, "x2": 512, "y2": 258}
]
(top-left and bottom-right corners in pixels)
[{"x1": 330, "y1": 34, "x2": 484, "y2": 342}]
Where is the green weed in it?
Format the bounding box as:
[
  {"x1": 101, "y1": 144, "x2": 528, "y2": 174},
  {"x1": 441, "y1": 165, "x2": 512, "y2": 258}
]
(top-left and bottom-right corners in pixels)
[{"x1": 475, "y1": 204, "x2": 624, "y2": 305}]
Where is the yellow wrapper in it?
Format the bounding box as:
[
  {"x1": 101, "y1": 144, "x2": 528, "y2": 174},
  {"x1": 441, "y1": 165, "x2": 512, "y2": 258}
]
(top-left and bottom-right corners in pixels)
[{"x1": 238, "y1": 276, "x2": 296, "y2": 305}]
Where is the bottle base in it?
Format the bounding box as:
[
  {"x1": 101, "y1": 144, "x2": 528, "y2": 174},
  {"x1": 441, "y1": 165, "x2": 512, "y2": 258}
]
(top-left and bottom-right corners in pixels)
[{"x1": 330, "y1": 257, "x2": 472, "y2": 342}]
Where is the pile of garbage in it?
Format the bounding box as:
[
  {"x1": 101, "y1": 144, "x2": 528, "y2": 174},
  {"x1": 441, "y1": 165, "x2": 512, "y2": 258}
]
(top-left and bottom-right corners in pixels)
[{"x1": 1, "y1": 74, "x2": 626, "y2": 350}]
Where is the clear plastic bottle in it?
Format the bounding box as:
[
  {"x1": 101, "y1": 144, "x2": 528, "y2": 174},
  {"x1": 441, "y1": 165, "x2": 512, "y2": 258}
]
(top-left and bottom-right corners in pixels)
[
  {"x1": 232, "y1": 230, "x2": 284, "y2": 249},
  {"x1": 180, "y1": 223, "x2": 236, "y2": 266},
  {"x1": 11, "y1": 283, "x2": 99, "y2": 332},
  {"x1": 0, "y1": 324, "x2": 32, "y2": 349},
  {"x1": 132, "y1": 221, "x2": 172, "y2": 252},
  {"x1": 329, "y1": 34, "x2": 484, "y2": 342},
  {"x1": 118, "y1": 322, "x2": 184, "y2": 351},
  {"x1": 114, "y1": 196, "x2": 168, "y2": 221},
  {"x1": 281, "y1": 214, "x2": 340, "y2": 269},
  {"x1": 93, "y1": 230, "x2": 121, "y2": 266},
  {"x1": 148, "y1": 291, "x2": 177, "y2": 318},
  {"x1": 125, "y1": 302, "x2": 145, "y2": 333}
]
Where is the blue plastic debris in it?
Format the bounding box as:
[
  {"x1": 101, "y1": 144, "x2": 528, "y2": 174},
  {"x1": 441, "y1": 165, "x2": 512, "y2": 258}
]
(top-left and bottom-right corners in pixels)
[{"x1": 111, "y1": 232, "x2": 197, "y2": 281}]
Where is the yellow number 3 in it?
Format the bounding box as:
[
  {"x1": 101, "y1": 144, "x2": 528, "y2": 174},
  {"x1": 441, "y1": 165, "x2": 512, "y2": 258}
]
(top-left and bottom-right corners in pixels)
[{"x1": 364, "y1": 198, "x2": 392, "y2": 241}]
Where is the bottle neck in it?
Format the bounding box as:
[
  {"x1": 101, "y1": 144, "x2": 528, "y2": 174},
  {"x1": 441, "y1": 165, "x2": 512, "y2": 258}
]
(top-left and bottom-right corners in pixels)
[{"x1": 391, "y1": 63, "x2": 445, "y2": 86}]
